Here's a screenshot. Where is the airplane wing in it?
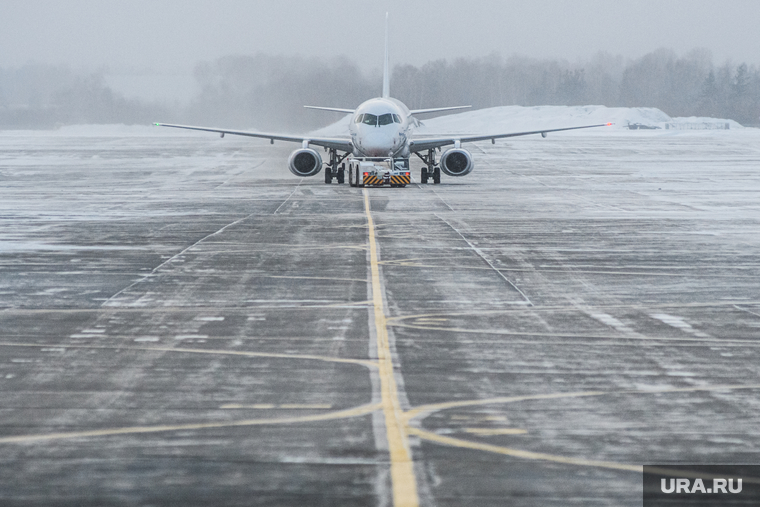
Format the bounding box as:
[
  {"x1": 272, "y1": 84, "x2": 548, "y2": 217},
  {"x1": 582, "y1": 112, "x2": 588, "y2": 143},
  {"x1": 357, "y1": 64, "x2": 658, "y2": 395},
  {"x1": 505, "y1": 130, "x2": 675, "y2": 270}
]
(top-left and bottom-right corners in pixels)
[
  {"x1": 154, "y1": 123, "x2": 354, "y2": 152},
  {"x1": 409, "y1": 106, "x2": 472, "y2": 115},
  {"x1": 303, "y1": 106, "x2": 355, "y2": 114},
  {"x1": 409, "y1": 123, "x2": 611, "y2": 153}
]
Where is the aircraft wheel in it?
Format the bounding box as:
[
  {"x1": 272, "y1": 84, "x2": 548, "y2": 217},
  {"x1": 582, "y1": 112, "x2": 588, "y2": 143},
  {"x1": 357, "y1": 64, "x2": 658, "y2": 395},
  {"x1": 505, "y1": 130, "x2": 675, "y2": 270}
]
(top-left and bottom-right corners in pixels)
[
  {"x1": 433, "y1": 167, "x2": 441, "y2": 184},
  {"x1": 337, "y1": 167, "x2": 345, "y2": 184},
  {"x1": 421, "y1": 168, "x2": 429, "y2": 184},
  {"x1": 324, "y1": 167, "x2": 332, "y2": 184}
]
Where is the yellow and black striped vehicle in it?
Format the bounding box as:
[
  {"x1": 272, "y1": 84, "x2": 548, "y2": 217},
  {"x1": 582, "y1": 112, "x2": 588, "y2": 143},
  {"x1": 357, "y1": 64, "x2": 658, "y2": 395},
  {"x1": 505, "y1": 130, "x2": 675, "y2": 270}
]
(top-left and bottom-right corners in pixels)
[{"x1": 348, "y1": 158, "x2": 411, "y2": 188}]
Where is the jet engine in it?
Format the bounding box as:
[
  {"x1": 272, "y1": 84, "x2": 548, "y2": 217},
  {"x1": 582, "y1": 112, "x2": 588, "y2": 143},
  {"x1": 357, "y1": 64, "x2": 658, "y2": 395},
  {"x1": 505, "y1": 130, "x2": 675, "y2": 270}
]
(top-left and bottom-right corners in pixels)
[
  {"x1": 288, "y1": 148, "x2": 323, "y2": 177},
  {"x1": 440, "y1": 148, "x2": 473, "y2": 177}
]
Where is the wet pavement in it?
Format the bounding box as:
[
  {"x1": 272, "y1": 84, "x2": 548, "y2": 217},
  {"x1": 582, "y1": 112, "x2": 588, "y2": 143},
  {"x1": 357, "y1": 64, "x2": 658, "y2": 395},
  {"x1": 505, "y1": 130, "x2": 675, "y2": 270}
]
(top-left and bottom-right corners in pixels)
[{"x1": 1, "y1": 127, "x2": 759, "y2": 506}]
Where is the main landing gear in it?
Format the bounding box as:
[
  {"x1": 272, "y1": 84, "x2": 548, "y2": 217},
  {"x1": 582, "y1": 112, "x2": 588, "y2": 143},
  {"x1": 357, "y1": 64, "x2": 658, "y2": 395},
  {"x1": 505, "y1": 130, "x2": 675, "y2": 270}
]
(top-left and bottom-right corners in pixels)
[
  {"x1": 324, "y1": 148, "x2": 349, "y2": 184},
  {"x1": 415, "y1": 148, "x2": 441, "y2": 184}
]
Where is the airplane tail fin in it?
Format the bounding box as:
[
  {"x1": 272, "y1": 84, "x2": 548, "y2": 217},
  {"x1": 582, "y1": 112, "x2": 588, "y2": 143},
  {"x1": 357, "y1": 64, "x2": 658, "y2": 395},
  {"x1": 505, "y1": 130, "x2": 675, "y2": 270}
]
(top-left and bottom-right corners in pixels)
[{"x1": 382, "y1": 12, "x2": 390, "y2": 98}]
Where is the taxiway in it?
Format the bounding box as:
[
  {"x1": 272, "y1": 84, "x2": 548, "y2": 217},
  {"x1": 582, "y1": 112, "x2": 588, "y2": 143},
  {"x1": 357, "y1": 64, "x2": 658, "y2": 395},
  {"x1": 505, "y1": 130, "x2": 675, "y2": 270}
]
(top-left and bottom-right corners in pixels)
[{"x1": 1, "y1": 127, "x2": 759, "y2": 506}]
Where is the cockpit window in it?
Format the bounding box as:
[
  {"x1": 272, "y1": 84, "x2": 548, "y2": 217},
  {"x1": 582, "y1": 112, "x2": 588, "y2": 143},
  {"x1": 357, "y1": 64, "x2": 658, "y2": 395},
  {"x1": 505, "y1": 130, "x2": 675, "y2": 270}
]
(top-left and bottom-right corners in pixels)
[
  {"x1": 362, "y1": 113, "x2": 378, "y2": 126},
  {"x1": 392, "y1": 114, "x2": 401, "y2": 123},
  {"x1": 354, "y1": 114, "x2": 364, "y2": 123},
  {"x1": 378, "y1": 113, "x2": 394, "y2": 126}
]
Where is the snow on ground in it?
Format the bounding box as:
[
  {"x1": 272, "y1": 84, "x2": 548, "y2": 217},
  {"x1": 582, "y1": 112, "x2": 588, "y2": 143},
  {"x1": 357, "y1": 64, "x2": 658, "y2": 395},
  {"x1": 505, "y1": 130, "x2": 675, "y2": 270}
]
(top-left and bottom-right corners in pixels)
[{"x1": 311, "y1": 105, "x2": 744, "y2": 137}]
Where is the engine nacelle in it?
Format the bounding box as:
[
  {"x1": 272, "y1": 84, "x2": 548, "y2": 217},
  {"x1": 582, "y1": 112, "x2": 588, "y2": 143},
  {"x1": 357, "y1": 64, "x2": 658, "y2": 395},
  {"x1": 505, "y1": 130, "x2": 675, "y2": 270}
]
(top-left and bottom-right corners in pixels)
[
  {"x1": 288, "y1": 148, "x2": 323, "y2": 177},
  {"x1": 440, "y1": 148, "x2": 473, "y2": 177}
]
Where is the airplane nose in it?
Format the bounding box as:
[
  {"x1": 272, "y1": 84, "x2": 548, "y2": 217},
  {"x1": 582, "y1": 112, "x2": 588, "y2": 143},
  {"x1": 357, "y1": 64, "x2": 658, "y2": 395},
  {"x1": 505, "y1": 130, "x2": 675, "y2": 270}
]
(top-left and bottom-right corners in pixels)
[{"x1": 360, "y1": 132, "x2": 393, "y2": 157}]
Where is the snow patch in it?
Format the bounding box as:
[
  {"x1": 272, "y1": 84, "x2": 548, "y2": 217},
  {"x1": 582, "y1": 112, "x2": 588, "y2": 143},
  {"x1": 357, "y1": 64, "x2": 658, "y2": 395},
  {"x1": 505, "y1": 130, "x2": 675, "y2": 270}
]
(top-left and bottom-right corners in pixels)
[
  {"x1": 650, "y1": 313, "x2": 710, "y2": 338},
  {"x1": 588, "y1": 312, "x2": 634, "y2": 333}
]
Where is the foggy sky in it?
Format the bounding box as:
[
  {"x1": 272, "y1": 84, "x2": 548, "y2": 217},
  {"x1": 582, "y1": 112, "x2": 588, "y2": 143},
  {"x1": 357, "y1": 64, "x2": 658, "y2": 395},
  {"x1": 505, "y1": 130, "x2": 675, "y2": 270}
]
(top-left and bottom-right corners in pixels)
[{"x1": 3, "y1": 0, "x2": 760, "y2": 74}]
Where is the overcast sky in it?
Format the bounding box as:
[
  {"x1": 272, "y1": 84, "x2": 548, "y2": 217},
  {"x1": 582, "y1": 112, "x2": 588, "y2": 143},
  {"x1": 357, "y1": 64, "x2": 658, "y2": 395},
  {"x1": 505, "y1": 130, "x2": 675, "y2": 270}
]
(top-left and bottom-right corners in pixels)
[{"x1": 3, "y1": 0, "x2": 759, "y2": 73}]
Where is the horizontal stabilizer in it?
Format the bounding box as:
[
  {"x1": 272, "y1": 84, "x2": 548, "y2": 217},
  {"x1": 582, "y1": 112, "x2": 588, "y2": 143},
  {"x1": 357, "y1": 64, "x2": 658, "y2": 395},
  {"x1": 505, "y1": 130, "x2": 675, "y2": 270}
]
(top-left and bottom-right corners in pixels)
[
  {"x1": 304, "y1": 106, "x2": 355, "y2": 114},
  {"x1": 409, "y1": 105, "x2": 472, "y2": 115}
]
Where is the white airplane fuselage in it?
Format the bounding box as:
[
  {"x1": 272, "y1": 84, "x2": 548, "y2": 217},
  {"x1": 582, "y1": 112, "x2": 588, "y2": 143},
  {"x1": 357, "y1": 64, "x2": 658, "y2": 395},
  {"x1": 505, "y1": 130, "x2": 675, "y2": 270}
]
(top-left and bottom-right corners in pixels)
[{"x1": 349, "y1": 97, "x2": 412, "y2": 158}]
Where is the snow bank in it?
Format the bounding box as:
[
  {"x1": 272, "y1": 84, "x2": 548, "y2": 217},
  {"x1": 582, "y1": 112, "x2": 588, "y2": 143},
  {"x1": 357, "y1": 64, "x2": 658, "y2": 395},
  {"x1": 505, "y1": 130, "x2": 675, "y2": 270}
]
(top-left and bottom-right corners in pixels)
[
  {"x1": 417, "y1": 105, "x2": 669, "y2": 134},
  {"x1": 311, "y1": 105, "x2": 743, "y2": 137},
  {"x1": 666, "y1": 116, "x2": 742, "y2": 130}
]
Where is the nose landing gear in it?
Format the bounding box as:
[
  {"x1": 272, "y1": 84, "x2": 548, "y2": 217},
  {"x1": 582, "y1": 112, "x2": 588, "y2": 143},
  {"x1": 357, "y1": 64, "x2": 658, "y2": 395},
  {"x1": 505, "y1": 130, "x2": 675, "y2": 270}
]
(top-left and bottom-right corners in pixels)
[
  {"x1": 324, "y1": 149, "x2": 349, "y2": 184},
  {"x1": 416, "y1": 149, "x2": 441, "y2": 184}
]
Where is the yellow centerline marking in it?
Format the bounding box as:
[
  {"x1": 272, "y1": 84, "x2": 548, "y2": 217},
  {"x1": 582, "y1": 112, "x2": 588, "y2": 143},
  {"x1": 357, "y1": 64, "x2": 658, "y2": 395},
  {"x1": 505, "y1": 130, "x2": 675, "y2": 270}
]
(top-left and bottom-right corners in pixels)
[
  {"x1": 387, "y1": 323, "x2": 760, "y2": 346},
  {"x1": 220, "y1": 404, "x2": 333, "y2": 410},
  {"x1": 266, "y1": 275, "x2": 367, "y2": 283},
  {"x1": 0, "y1": 342, "x2": 378, "y2": 370},
  {"x1": 404, "y1": 384, "x2": 760, "y2": 473},
  {"x1": 408, "y1": 427, "x2": 760, "y2": 484},
  {"x1": 403, "y1": 390, "x2": 607, "y2": 424},
  {"x1": 364, "y1": 189, "x2": 419, "y2": 507},
  {"x1": 0, "y1": 403, "x2": 382, "y2": 445},
  {"x1": 463, "y1": 428, "x2": 527, "y2": 436},
  {"x1": 405, "y1": 384, "x2": 760, "y2": 424},
  {"x1": 408, "y1": 427, "x2": 641, "y2": 472}
]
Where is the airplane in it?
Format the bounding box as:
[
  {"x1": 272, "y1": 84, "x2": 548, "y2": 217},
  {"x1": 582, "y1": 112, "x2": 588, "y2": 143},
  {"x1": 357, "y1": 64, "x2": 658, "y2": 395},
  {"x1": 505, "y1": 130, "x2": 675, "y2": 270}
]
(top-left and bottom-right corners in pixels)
[{"x1": 155, "y1": 14, "x2": 609, "y2": 187}]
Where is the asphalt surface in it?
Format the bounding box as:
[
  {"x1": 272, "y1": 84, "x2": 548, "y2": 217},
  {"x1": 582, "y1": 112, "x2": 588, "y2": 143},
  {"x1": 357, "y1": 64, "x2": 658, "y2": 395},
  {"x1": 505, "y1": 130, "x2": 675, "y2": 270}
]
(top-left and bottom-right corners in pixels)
[{"x1": 1, "y1": 127, "x2": 760, "y2": 506}]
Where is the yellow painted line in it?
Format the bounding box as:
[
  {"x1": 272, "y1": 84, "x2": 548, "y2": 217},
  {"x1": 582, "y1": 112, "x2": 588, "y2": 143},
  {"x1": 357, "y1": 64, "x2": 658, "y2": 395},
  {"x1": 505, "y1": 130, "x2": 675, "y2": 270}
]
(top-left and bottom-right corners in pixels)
[
  {"x1": 405, "y1": 384, "x2": 760, "y2": 424},
  {"x1": 404, "y1": 385, "x2": 760, "y2": 473},
  {"x1": 386, "y1": 323, "x2": 760, "y2": 346},
  {"x1": 0, "y1": 304, "x2": 375, "y2": 314},
  {"x1": 0, "y1": 342, "x2": 378, "y2": 370},
  {"x1": 280, "y1": 404, "x2": 333, "y2": 409},
  {"x1": 221, "y1": 404, "x2": 276, "y2": 409},
  {"x1": 403, "y1": 391, "x2": 606, "y2": 424},
  {"x1": 0, "y1": 403, "x2": 382, "y2": 445},
  {"x1": 464, "y1": 428, "x2": 527, "y2": 436},
  {"x1": 363, "y1": 189, "x2": 419, "y2": 507},
  {"x1": 377, "y1": 257, "x2": 438, "y2": 265},
  {"x1": 409, "y1": 428, "x2": 760, "y2": 484},
  {"x1": 220, "y1": 403, "x2": 333, "y2": 410},
  {"x1": 266, "y1": 275, "x2": 367, "y2": 284},
  {"x1": 408, "y1": 427, "x2": 641, "y2": 472},
  {"x1": 312, "y1": 300, "x2": 374, "y2": 309}
]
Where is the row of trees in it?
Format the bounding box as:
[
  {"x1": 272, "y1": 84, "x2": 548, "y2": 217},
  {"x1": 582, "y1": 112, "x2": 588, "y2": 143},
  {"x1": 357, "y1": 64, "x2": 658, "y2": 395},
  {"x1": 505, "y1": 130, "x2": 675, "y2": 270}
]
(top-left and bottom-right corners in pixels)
[
  {"x1": 391, "y1": 49, "x2": 760, "y2": 125},
  {"x1": 0, "y1": 65, "x2": 167, "y2": 129},
  {"x1": 1, "y1": 49, "x2": 759, "y2": 129}
]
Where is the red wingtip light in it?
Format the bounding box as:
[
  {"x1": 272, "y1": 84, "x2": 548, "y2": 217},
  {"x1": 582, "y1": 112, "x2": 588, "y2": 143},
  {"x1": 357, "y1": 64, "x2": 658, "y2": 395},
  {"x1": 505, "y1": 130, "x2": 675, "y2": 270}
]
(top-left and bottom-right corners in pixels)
[{"x1": 606, "y1": 122, "x2": 613, "y2": 126}]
